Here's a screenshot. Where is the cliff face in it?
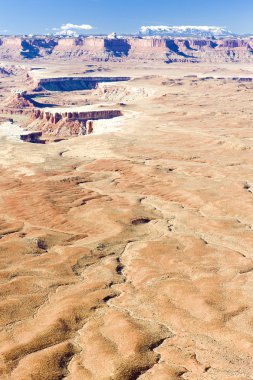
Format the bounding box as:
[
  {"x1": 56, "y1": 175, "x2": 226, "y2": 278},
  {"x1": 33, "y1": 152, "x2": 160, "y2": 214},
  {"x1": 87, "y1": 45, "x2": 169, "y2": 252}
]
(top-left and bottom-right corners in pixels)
[
  {"x1": 1, "y1": 37, "x2": 23, "y2": 49},
  {"x1": 0, "y1": 36, "x2": 253, "y2": 63},
  {"x1": 104, "y1": 39, "x2": 131, "y2": 57},
  {"x1": 21, "y1": 38, "x2": 58, "y2": 58},
  {"x1": 52, "y1": 37, "x2": 131, "y2": 60},
  {"x1": 33, "y1": 109, "x2": 122, "y2": 124},
  {"x1": 53, "y1": 38, "x2": 106, "y2": 59},
  {"x1": 0, "y1": 37, "x2": 23, "y2": 59},
  {"x1": 33, "y1": 77, "x2": 130, "y2": 91},
  {"x1": 30, "y1": 108, "x2": 122, "y2": 137},
  {"x1": 128, "y1": 38, "x2": 170, "y2": 61}
]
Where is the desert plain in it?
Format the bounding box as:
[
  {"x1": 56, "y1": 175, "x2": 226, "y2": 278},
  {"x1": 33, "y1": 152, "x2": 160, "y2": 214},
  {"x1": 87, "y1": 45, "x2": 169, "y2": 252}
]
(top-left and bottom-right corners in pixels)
[{"x1": 0, "y1": 57, "x2": 253, "y2": 380}]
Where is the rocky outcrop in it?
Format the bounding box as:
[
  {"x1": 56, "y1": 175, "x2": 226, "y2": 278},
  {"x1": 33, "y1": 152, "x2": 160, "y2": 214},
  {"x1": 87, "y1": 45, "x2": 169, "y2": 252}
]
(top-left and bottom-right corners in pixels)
[
  {"x1": 53, "y1": 37, "x2": 106, "y2": 59},
  {"x1": 0, "y1": 37, "x2": 23, "y2": 59},
  {"x1": 128, "y1": 38, "x2": 170, "y2": 61},
  {"x1": 52, "y1": 37, "x2": 131, "y2": 60},
  {"x1": 0, "y1": 92, "x2": 35, "y2": 114},
  {"x1": 30, "y1": 108, "x2": 122, "y2": 137},
  {"x1": 33, "y1": 109, "x2": 121, "y2": 124},
  {"x1": 0, "y1": 36, "x2": 253, "y2": 63}
]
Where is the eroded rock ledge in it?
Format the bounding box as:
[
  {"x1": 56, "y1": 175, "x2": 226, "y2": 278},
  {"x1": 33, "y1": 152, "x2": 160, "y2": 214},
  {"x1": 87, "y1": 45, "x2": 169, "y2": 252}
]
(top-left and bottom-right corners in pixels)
[
  {"x1": 0, "y1": 36, "x2": 253, "y2": 62},
  {"x1": 31, "y1": 108, "x2": 122, "y2": 136},
  {"x1": 33, "y1": 77, "x2": 130, "y2": 92}
]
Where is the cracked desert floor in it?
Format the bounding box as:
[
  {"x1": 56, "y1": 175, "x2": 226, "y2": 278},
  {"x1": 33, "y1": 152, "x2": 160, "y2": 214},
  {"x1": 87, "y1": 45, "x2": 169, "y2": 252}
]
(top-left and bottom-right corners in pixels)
[{"x1": 1, "y1": 61, "x2": 253, "y2": 380}]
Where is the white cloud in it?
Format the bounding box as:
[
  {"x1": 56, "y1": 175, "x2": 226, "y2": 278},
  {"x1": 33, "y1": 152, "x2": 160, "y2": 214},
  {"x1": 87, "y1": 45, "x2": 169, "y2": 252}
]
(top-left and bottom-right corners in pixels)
[
  {"x1": 52, "y1": 23, "x2": 93, "y2": 37},
  {"x1": 61, "y1": 23, "x2": 93, "y2": 31}
]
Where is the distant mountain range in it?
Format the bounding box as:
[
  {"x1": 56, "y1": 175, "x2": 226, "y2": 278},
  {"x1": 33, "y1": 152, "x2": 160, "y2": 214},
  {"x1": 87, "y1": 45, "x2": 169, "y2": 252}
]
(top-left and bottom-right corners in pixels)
[{"x1": 139, "y1": 25, "x2": 235, "y2": 38}]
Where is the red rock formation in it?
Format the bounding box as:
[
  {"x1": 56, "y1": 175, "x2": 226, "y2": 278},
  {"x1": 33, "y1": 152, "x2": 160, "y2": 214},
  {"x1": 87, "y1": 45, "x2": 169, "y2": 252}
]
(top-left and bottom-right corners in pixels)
[
  {"x1": 3, "y1": 92, "x2": 35, "y2": 109},
  {"x1": 0, "y1": 37, "x2": 23, "y2": 59},
  {"x1": 0, "y1": 36, "x2": 252, "y2": 63},
  {"x1": 33, "y1": 109, "x2": 121, "y2": 123},
  {"x1": 1, "y1": 37, "x2": 22, "y2": 49},
  {"x1": 53, "y1": 37, "x2": 108, "y2": 60},
  {"x1": 30, "y1": 108, "x2": 122, "y2": 137},
  {"x1": 128, "y1": 38, "x2": 169, "y2": 61}
]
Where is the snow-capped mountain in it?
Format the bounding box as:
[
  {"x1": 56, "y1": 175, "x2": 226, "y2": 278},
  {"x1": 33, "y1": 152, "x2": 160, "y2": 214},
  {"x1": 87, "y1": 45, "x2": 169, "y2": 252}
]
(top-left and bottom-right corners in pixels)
[
  {"x1": 55, "y1": 29, "x2": 79, "y2": 37},
  {"x1": 139, "y1": 25, "x2": 235, "y2": 38}
]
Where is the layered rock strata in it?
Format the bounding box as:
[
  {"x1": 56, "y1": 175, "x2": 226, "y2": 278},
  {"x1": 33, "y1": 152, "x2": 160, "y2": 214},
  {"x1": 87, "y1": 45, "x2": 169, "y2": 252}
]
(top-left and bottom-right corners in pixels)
[
  {"x1": 30, "y1": 108, "x2": 122, "y2": 136},
  {"x1": 0, "y1": 36, "x2": 253, "y2": 62}
]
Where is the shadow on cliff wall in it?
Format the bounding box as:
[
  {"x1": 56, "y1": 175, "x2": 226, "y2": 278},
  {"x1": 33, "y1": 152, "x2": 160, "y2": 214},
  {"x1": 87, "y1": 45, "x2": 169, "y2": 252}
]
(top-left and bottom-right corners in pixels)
[
  {"x1": 36, "y1": 77, "x2": 130, "y2": 92},
  {"x1": 104, "y1": 39, "x2": 131, "y2": 57},
  {"x1": 24, "y1": 94, "x2": 58, "y2": 108},
  {"x1": 39, "y1": 79, "x2": 98, "y2": 92},
  {"x1": 21, "y1": 41, "x2": 41, "y2": 59},
  {"x1": 165, "y1": 40, "x2": 197, "y2": 59},
  {"x1": 21, "y1": 39, "x2": 58, "y2": 59}
]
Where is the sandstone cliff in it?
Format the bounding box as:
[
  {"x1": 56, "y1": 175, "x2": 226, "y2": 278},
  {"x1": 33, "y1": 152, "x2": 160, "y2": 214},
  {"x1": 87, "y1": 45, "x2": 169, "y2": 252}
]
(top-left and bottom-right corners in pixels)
[
  {"x1": 29, "y1": 108, "x2": 122, "y2": 137},
  {"x1": 0, "y1": 36, "x2": 253, "y2": 63}
]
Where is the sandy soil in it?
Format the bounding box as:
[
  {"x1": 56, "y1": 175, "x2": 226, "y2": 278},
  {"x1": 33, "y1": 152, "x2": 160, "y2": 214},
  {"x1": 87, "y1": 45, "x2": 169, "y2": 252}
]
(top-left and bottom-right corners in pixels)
[
  {"x1": 0, "y1": 122, "x2": 25, "y2": 141},
  {"x1": 0, "y1": 61, "x2": 253, "y2": 379}
]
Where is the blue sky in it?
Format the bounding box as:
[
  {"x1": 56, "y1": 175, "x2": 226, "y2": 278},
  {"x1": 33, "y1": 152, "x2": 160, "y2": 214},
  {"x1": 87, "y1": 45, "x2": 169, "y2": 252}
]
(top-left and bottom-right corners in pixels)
[{"x1": 1, "y1": 0, "x2": 253, "y2": 35}]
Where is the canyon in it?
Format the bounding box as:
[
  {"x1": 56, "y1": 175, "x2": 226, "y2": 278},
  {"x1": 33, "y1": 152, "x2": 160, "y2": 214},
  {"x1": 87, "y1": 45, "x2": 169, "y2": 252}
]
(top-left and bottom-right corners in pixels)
[
  {"x1": 0, "y1": 75, "x2": 127, "y2": 139},
  {"x1": 0, "y1": 42, "x2": 253, "y2": 380},
  {"x1": 0, "y1": 36, "x2": 253, "y2": 63},
  {"x1": 33, "y1": 76, "x2": 131, "y2": 91}
]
